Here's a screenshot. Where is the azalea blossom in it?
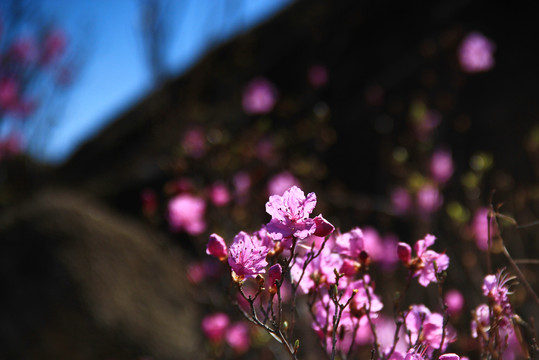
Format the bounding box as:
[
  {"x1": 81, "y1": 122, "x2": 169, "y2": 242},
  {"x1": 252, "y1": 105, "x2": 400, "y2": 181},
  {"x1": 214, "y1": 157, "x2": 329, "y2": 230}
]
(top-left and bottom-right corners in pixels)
[
  {"x1": 228, "y1": 231, "x2": 270, "y2": 280},
  {"x1": 398, "y1": 234, "x2": 449, "y2": 287},
  {"x1": 168, "y1": 193, "x2": 206, "y2": 235},
  {"x1": 265, "y1": 186, "x2": 318, "y2": 241}
]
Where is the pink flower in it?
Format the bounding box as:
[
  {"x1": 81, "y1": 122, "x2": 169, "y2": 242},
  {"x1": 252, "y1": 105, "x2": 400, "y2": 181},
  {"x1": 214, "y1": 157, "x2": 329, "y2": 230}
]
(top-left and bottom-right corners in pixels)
[
  {"x1": 335, "y1": 228, "x2": 365, "y2": 258},
  {"x1": 403, "y1": 234, "x2": 449, "y2": 287},
  {"x1": 206, "y1": 233, "x2": 227, "y2": 260},
  {"x1": 444, "y1": 289, "x2": 465, "y2": 316},
  {"x1": 201, "y1": 313, "x2": 229, "y2": 343},
  {"x1": 209, "y1": 182, "x2": 230, "y2": 206},
  {"x1": 225, "y1": 322, "x2": 250, "y2": 354},
  {"x1": 391, "y1": 187, "x2": 412, "y2": 215},
  {"x1": 481, "y1": 271, "x2": 515, "y2": 331},
  {"x1": 228, "y1": 231, "x2": 270, "y2": 280},
  {"x1": 430, "y1": 149, "x2": 454, "y2": 183},
  {"x1": 291, "y1": 238, "x2": 343, "y2": 293},
  {"x1": 242, "y1": 77, "x2": 277, "y2": 115},
  {"x1": 416, "y1": 184, "x2": 443, "y2": 213},
  {"x1": 308, "y1": 64, "x2": 328, "y2": 88},
  {"x1": 267, "y1": 171, "x2": 300, "y2": 196},
  {"x1": 362, "y1": 227, "x2": 399, "y2": 269},
  {"x1": 458, "y1": 32, "x2": 495, "y2": 73},
  {"x1": 405, "y1": 305, "x2": 456, "y2": 351},
  {"x1": 471, "y1": 303, "x2": 490, "y2": 338},
  {"x1": 348, "y1": 277, "x2": 383, "y2": 315},
  {"x1": 265, "y1": 186, "x2": 317, "y2": 241},
  {"x1": 168, "y1": 194, "x2": 206, "y2": 235}
]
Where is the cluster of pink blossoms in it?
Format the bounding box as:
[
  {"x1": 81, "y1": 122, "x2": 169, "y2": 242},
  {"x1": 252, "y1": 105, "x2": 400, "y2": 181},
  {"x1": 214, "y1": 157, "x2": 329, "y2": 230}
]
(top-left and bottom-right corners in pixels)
[
  {"x1": 206, "y1": 186, "x2": 462, "y2": 359},
  {"x1": 201, "y1": 313, "x2": 250, "y2": 355},
  {"x1": 471, "y1": 270, "x2": 521, "y2": 359}
]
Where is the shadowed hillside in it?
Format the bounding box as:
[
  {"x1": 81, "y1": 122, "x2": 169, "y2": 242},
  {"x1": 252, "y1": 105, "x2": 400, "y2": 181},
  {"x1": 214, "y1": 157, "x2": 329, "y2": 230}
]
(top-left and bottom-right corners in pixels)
[{"x1": 1, "y1": 0, "x2": 539, "y2": 358}]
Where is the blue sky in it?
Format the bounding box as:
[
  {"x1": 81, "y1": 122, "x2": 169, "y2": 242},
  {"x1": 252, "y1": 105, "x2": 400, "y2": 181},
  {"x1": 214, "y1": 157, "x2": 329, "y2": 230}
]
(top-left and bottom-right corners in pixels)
[{"x1": 39, "y1": 0, "x2": 292, "y2": 163}]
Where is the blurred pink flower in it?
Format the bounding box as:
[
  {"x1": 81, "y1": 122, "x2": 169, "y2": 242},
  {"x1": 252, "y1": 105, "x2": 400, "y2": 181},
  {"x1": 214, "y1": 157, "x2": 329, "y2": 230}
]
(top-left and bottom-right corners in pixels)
[
  {"x1": 406, "y1": 305, "x2": 456, "y2": 351},
  {"x1": 0, "y1": 77, "x2": 19, "y2": 110},
  {"x1": 201, "y1": 313, "x2": 229, "y2": 343},
  {"x1": 391, "y1": 187, "x2": 412, "y2": 215},
  {"x1": 459, "y1": 32, "x2": 495, "y2": 73},
  {"x1": 41, "y1": 28, "x2": 67, "y2": 65},
  {"x1": 209, "y1": 181, "x2": 230, "y2": 206},
  {"x1": 9, "y1": 36, "x2": 38, "y2": 63},
  {"x1": 233, "y1": 171, "x2": 251, "y2": 200},
  {"x1": 444, "y1": 289, "x2": 465, "y2": 316},
  {"x1": 362, "y1": 227, "x2": 399, "y2": 269},
  {"x1": 267, "y1": 171, "x2": 300, "y2": 196},
  {"x1": 335, "y1": 228, "x2": 365, "y2": 258},
  {"x1": 416, "y1": 184, "x2": 443, "y2": 213},
  {"x1": 225, "y1": 322, "x2": 250, "y2": 354},
  {"x1": 308, "y1": 64, "x2": 328, "y2": 88},
  {"x1": 242, "y1": 77, "x2": 277, "y2": 115},
  {"x1": 168, "y1": 193, "x2": 206, "y2": 235},
  {"x1": 430, "y1": 149, "x2": 454, "y2": 183}
]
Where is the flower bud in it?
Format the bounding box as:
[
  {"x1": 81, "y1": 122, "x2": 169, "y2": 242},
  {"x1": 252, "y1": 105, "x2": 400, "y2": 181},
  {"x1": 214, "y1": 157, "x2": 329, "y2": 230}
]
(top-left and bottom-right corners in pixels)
[
  {"x1": 313, "y1": 214, "x2": 335, "y2": 237},
  {"x1": 268, "y1": 263, "x2": 282, "y2": 294},
  {"x1": 206, "y1": 233, "x2": 227, "y2": 261},
  {"x1": 397, "y1": 242, "x2": 412, "y2": 265}
]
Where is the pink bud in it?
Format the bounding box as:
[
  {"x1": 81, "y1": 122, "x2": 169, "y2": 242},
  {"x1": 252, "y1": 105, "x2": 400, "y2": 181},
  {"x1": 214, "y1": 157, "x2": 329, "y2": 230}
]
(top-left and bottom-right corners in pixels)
[
  {"x1": 206, "y1": 233, "x2": 227, "y2": 260},
  {"x1": 268, "y1": 263, "x2": 282, "y2": 294},
  {"x1": 313, "y1": 214, "x2": 335, "y2": 237},
  {"x1": 397, "y1": 242, "x2": 412, "y2": 265}
]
